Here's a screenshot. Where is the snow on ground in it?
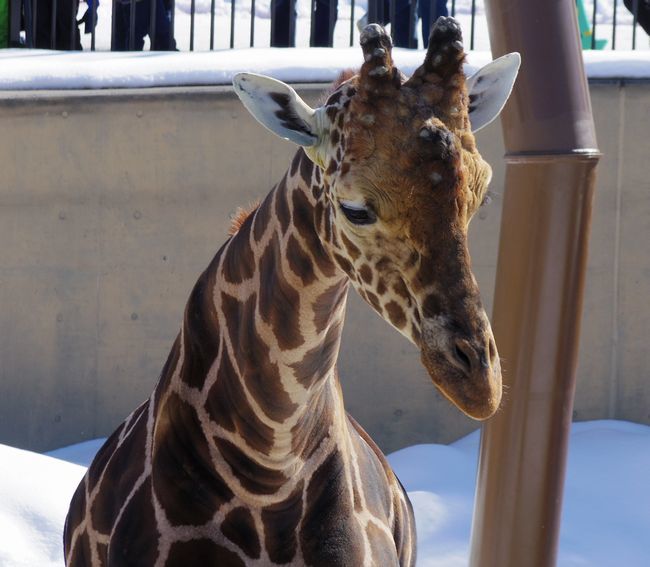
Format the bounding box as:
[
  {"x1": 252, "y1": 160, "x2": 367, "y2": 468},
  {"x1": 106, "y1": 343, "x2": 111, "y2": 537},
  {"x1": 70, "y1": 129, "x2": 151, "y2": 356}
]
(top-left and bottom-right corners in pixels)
[{"x1": 0, "y1": 420, "x2": 649, "y2": 566}]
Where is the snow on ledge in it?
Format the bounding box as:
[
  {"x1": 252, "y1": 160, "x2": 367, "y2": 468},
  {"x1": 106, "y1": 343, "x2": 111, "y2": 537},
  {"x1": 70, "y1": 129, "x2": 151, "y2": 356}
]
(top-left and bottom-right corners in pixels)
[{"x1": 0, "y1": 48, "x2": 648, "y2": 91}]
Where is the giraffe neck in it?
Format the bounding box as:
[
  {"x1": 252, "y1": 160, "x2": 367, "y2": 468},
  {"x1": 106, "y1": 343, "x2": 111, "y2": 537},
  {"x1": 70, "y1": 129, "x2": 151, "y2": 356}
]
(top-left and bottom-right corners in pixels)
[{"x1": 153, "y1": 150, "x2": 350, "y2": 483}]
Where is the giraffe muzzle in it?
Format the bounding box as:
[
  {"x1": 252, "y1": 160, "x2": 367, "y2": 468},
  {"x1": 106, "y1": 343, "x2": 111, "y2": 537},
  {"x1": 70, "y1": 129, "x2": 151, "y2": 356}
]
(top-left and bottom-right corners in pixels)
[{"x1": 420, "y1": 317, "x2": 502, "y2": 420}]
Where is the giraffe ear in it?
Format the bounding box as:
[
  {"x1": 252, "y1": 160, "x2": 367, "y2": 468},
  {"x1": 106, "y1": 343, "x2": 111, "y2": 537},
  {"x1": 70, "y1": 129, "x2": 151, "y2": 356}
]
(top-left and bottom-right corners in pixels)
[
  {"x1": 233, "y1": 73, "x2": 320, "y2": 147},
  {"x1": 467, "y1": 52, "x2": 521, "y2": 133}
]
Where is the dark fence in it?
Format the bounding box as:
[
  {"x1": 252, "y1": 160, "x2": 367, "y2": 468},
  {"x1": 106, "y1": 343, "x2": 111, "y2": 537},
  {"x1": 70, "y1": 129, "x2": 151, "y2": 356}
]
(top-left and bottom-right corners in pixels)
[{"x1": 6, "y1": 0, "x2": 650, "y2": 52}]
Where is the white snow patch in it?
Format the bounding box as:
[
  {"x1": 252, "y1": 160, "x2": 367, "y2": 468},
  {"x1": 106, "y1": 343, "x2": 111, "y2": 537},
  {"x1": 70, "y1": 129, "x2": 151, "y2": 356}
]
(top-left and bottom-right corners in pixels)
[
  {"x1": 0, "y1": 49, "x2": 648, "y2": 92},
  {"x1": 0, "y1": 445, "x2": 86, "y2": 567}
]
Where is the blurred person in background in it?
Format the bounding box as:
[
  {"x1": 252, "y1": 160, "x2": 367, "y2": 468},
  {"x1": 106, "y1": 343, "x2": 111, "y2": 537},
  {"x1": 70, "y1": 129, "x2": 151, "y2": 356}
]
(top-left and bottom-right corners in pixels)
[
  {"x1": 271, "y1": 0, "x2": 338, "y2": 47},
  {"x1": 35, "y1": 0, "x2": 82, "y2": 49},
  {"x1": 114, "y1": 0, "x2": 176, "y2": 50},
  {"x1": 418, "y1": 0, "x2": 447, "y2": 47},
  {"x1": 623, "y1": 0, "x2": 650, "y2": 35}
]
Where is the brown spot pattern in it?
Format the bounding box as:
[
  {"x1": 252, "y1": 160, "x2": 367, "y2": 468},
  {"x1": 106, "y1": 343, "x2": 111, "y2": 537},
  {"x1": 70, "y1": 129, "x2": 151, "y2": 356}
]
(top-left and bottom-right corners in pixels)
[
  {"x1": 85, "y1": 418, "x2": 127, "y2": 495},
  {"x1": 333, "y1": 252, "x2": 354, "y2": 276},
  {"x1": 153, "y1": 393, "x2": 234, "y2": 526},
  {"x1": 299, "y1": 149, "x2": 314, "y2": 185},
  {"x1": 204, "y1": 352, "x2": 275, "y2": 455},
  {"x1": 214, "y1": 436, "x2": 287, "y2": 495},
  {"x1": 221, "y1": 292, "x2": 297, "y2": 423},
  {"x1": 274, "y1": 177, "x2": 291, "y2": 235},
  {"x1": 359, "y1": 263, "x2": 373, "y2": 284},
  {"x1": 292, "y1": 189, "x2": 337, "y2": 278},
  {"x1": 385, "y1": 300, "x2": 407, "y2": 329},
  {"x1": 66, "y1": 529, "x2": 92, "y2": 567},
  {"x1": 366, "y1": 290, "x2": 382, "y2": 312},
  {"x1": 261, "y1": 481, "x2": 304, "y2": 564},
  {"x1": 340, "y1": 232, "x2": 361, "y2": 261},
  {"x1": 222, "y1": 219, "x2": 256, "y2": 285},
  {"x1": 107, "y1": 477, "x2": 160, "y2": 566},
  {"x1": 291, "y1": 320, "x2": 342, "y2": 387},
  {"x1": 166, "y1": 539, "x2": 245, "y2": 567},
  {"x1": 221, "y1": 507, "x2": 261, "y2": 559},
  {"x1": 258, "y1": 235, "x2": 304, "y2": 350},
  {"x1": 182, "y1": 265, "x2": 221, "y2": 390},
  {"x1": 90, "y1": 407, "x2": 147, "y2": 534},
  {"x1": 300, "y1": 450, "x2": 365, "y2": 566},
  {"x1": 312, "y1": 282, "x2": 347, "y2": 333},
  {"x1": 252, "y1": 192, "x2": 272, "y2": 242},
  {"x1": 286, "y1": 234, "x2": 316, "y2": 286}
]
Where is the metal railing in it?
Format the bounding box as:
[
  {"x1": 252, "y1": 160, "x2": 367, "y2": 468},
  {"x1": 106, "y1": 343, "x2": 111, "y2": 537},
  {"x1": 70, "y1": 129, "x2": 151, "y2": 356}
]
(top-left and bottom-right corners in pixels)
[{"x1": 6, "y1": 0, "x2": 649, "y2": 51}]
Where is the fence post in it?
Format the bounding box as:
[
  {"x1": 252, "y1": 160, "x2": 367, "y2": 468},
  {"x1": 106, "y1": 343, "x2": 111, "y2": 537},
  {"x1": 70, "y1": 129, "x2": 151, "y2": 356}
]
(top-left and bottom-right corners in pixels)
[{"x1": 468, "y1": 0, "x2": 601, "y2": 565}]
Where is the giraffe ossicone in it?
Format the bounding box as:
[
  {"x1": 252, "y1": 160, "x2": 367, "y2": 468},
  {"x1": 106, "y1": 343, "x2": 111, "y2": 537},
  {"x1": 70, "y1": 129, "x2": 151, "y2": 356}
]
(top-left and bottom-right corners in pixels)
[{"x1": 65, "y1": 18, "x2": 518, "y2": 567}]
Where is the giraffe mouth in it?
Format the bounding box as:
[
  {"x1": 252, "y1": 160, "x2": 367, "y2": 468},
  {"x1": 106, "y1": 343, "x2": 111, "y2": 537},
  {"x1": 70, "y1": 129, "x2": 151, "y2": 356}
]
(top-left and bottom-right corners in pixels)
[{"x1": 422, "y1": 348, "x2": 502, "y2": 420}]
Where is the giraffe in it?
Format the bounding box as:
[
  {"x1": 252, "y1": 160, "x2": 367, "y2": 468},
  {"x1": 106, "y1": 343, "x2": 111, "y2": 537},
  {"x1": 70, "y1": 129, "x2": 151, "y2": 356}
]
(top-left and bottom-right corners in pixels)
[{"x1": 64, "y1": 18, "x2": 519, "y2": 567}]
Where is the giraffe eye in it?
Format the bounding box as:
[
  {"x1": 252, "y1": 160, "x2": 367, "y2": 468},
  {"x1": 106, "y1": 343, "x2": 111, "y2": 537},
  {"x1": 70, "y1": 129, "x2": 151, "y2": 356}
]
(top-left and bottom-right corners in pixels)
[{"x1": 339, "y1": 201, "x2": 377, "y2": 225}]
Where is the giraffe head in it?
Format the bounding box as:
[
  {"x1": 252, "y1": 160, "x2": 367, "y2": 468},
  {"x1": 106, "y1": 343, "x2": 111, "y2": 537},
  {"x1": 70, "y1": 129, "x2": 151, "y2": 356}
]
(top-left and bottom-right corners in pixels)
[{"x1": 233, "y1": 18, "x2": 519, "y2": 420}]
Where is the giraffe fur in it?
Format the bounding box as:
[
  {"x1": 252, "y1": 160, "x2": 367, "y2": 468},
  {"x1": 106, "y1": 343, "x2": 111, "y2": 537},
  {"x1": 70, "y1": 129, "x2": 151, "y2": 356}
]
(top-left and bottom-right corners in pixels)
[{"x1": 64, "y1": 17, "x2": 518, "y2": 567}]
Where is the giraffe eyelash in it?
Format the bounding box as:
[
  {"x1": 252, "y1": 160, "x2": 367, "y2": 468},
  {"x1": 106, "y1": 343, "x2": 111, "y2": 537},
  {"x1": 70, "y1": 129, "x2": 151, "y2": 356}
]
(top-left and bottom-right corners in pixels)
[{"x1": 339, "y1": 200, "x2": 377, "y2": 225}]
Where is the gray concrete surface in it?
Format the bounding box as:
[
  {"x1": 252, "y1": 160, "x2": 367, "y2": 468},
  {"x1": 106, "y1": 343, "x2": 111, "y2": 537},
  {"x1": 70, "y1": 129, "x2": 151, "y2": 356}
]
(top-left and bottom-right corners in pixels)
[{"x1": 0, "y1": 80, "x2": 648, "y2": 454}]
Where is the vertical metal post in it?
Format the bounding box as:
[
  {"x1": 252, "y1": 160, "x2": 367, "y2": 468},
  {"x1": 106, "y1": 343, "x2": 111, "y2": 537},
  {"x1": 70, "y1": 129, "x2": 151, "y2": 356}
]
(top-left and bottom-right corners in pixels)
[
  {"x1": 229, "y1": 0, "x2": 235, "y2": 48},
  {"x1": 288, "y1": 0, "x2": 295, "y2": 46},
  {"x1": 632, "y1": 0, "x2": 638, "y2": 49},
  {"x1": 408, "y1": 0, "x2": 416, "y2": 48},
  {"x1": 470, "y1": 0, "x2": 476, "y2": 50},
  {"x1": 91, "y1": 0, "x2": 97, "y2": 50},
  {"x1": 349, "y1": 0, "x2": 355, "y2": 46},
  {"x1": 591, "y1": 0, "x2": 597, "y2": 49},
  {"x1": 23, "y1": 0, "x2": 34, "y2": 47},
  {"x1": 328, "y1": 0, "x2": 335, "y2": 45},
  {"x1": 150, "y1": 0, "x2": 157, "y2": 50},
  {"x1": 51, "y1": 0, "x2": 58, "y2": 49},
  {"x1": 249, "y1": 0, "x2": 255, "y2": 47},
  {"x1": 190, "y1": 0, "x2": 195, "y2": 50},
  {"x1": 32, "y1": 0, "x2": 38, "y2": 47},
  {"x1": 111, "y1": 0, "x2": 118, "y2": 51},
  {"x1": 210, "y1": 0, "x2": 216, "y2": 48},
  {"x1": 612, "y1": 0, "x2": 617, "y2": 49},
  {"x1": 129, "y1": 0, "x2": 136, "y2": 50},
  {"x1": 468, "y1": 0, "x2": 601, "y2": 566},
  {"x1": 70, "y1": 0, "x2": 77, "y2": 49},
  {"x1": 9, "y1": 0, "x2": 23, "y2": 46},
  {"x1": 169, "y1": 0, "x2": 176, "y2": 49}
]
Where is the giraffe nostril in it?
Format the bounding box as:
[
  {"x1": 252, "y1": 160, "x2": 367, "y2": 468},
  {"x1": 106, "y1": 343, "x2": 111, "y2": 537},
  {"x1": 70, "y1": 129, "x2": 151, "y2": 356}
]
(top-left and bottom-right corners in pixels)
[
  {"x1": 488, "y1": 337, "x2": 497, "y2": 364},
  {"x1": 453, "y1": 341, "x2": 472, "y2": 373}
]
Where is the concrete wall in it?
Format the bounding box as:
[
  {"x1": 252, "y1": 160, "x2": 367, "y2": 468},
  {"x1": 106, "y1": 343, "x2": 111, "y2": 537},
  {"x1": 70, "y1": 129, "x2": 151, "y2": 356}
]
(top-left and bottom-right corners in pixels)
[{"x1": 0, "y1": 81, "x2": 648, "y2": 454}]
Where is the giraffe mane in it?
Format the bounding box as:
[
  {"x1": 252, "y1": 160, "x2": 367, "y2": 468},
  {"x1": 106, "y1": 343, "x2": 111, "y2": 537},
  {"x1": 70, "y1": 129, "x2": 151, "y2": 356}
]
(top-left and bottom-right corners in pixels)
[{"x1": 228, "y1": 200, "x2": 260, "y2": 236}]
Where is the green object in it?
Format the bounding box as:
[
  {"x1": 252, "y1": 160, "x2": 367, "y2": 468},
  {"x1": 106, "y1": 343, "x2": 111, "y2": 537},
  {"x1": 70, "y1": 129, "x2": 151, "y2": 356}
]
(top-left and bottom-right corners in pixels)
[
  {"x1": 0, "y1": 0, "x2": 8, "y2": 48},
  {"x1": 576, "y1": 0, "x2": 607, "y2": 49}
]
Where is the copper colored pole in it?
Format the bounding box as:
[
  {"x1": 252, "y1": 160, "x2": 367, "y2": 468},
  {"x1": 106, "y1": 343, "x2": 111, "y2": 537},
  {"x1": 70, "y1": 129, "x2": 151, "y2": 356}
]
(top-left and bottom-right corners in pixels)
[{"x1": 469, "y1": 1, "x2": 600, "y2": 566}]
